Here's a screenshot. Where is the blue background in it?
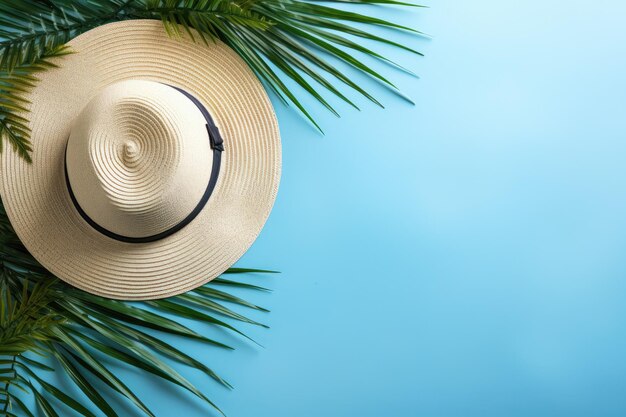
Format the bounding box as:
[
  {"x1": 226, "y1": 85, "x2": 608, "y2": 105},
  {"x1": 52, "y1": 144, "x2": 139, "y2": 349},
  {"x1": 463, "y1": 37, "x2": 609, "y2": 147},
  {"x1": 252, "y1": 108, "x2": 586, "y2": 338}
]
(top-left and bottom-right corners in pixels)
[{"x1": 37, "y1": 1, "x2": 626, "y2": 416}]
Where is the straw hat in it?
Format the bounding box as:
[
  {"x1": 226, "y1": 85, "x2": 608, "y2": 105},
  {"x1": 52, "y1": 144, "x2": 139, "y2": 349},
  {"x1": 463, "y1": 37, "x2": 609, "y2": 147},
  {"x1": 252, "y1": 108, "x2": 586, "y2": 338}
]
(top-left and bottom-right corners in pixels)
[{"x1": 0, "y1": 20, "x2": 281, "y2": 300}]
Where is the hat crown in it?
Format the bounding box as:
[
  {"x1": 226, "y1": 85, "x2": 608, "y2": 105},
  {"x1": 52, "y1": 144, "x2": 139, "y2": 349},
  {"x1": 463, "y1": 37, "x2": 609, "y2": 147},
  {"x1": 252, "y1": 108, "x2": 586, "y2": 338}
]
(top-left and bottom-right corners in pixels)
[{"x1": 66, "y1": 80, "x2": 214, "y2": 239}]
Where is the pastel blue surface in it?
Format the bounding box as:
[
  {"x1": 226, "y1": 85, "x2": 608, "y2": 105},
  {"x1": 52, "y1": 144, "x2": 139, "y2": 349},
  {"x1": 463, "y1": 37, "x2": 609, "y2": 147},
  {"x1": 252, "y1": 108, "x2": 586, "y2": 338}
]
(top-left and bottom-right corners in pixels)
[{"x1": 42, "y1": 1, "x2": 626, "y2": 416}]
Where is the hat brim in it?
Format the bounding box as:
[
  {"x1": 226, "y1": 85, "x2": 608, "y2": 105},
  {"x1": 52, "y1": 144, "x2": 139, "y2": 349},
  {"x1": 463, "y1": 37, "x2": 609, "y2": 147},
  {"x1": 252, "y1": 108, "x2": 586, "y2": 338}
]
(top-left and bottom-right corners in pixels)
[{"x1": 0, "y1": 20, "x2": 281, "y2": 300}]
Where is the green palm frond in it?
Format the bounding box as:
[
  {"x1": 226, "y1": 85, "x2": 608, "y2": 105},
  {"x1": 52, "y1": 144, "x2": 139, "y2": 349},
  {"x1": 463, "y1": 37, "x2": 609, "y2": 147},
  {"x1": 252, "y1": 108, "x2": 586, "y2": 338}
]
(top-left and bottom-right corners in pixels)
[
  {"x1": 0, "y1": 45, "x2": 71, "y2": 163},
  {"x1": 0, "y1": 0, "x2": 424, "y2": 161},
  {"x1": 127, "y1": 0, "x2": 425, "y2": 130},
  {"x1": 0, "y1": 199, "x2": 273, "y2": 417},
  {"x1": 0, "y1": 0, "x2": 136, "y2": 72},
  {"x1": 0, "y1": 278, "x2": 63, "y2": 417},
  {"x1": 134, "y1": 0, "x2": 273, "y2": 40}
]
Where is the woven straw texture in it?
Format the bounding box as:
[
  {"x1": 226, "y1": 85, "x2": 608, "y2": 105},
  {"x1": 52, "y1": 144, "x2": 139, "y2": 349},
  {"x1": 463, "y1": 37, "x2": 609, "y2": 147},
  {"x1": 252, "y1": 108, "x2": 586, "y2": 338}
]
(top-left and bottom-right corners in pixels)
[
  {"x1": 0, "y1": 20, "x2": 281, "y2": 300},
  {"x1": 66, "y1": 80, "x2": 215, "y2": 238}
]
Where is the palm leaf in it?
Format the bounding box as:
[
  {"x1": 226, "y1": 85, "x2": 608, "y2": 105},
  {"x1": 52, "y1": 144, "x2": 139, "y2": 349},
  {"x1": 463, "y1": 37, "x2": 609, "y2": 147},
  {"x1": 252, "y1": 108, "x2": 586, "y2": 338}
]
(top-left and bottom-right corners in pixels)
[
  {"x1": 0, "y1": 45, "x2": 70, "y2": 163},
  {"x1": 0, "y1": 0, "x2": 424, "y2": 161},
  {"x1": 0, "y1": 195, "x2": 273, "y2": 416},
  {"x1": 0, "y1": 0, "x2": 136, "y2": 72},
  {"x1": 129, "y1": 0, "x2": 425, "y2": 129}
]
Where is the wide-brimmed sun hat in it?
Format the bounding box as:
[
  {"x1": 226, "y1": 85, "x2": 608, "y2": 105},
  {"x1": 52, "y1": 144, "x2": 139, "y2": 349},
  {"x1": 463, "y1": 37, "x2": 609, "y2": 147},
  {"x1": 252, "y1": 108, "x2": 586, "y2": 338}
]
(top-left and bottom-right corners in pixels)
[{"x1": 0, "y1": 20, "x2": 281, "y2": 300}]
